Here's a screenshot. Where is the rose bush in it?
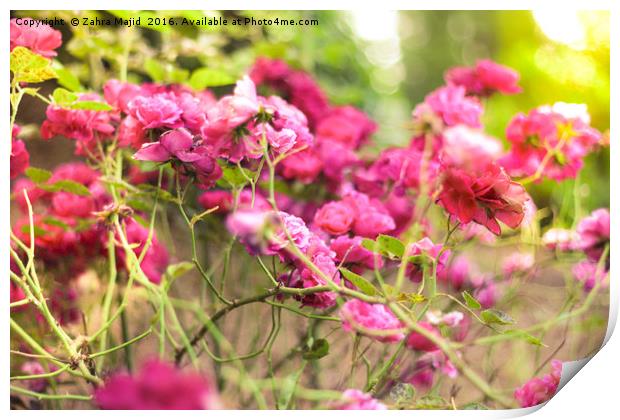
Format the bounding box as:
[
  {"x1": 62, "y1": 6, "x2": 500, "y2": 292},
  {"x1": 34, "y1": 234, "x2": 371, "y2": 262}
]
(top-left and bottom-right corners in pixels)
[{"x1": 9, "y1": 12, "x2": 610, "y2": 410}]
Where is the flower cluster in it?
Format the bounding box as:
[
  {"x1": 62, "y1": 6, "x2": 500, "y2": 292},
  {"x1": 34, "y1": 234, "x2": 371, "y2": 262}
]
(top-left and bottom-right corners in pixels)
[
  {"x1": 41, "y1": 93, "x2": 116, "y2": 156},
  {"x1": 514, "y1": 360, "x2": 562, "y2": 407},
  {"x1": 339, "y1": 299, "x2": 405, "y2": 343},
  {"x1": 445, "y1": 59, "x2": 522, "y2": 96},
  {"x1": 500, "y1": 103, "x2": 603, "y2": 181},
  {"x1": 95, "y1": 359, "x2": 220, "y2": 410}
]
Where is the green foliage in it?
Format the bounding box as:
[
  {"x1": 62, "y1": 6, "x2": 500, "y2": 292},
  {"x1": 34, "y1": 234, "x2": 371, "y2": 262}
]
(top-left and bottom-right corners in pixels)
[
  {"x1": 339, "y1": 268, "x2": 378, "y2": 296},
  {"x1": 302, "y1": 338, "x2": 329, "y2": 360},
  {"x1": 166, "y1": 262, "x2": 195, "y2": 279},
  {"x1": 25, "y1": 167, "x2": 52, "y2": 184},
  {"x1": 389, "y1": 382, "x2": 416, "y2": 407},
  {"x1": 10, "y1": 47, "x2": 57, "y2": 83},
  {"x1": 462, "y1": 290, "x2": 482, "y2": 310},
  {"x1": 189, "y1": 68, "x2": 236, "y2": 90},
  {"x1": 481, "y1": 309, "x2": 516, "y2": 326},
  {"x1": 51, "y1": 88, "x2": 112, "y2": 111}
]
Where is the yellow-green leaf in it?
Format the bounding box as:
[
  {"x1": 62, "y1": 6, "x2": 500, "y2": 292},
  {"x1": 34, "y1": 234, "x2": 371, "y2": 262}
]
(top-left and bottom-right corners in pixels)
[{"x1": 10, "y1": 47, "x2": 57, "y2": 83}]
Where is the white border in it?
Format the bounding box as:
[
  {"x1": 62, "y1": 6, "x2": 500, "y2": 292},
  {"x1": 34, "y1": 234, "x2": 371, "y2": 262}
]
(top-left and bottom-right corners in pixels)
[{"x1": 3, "y1": 2, "x2": 617, "y2": 418}]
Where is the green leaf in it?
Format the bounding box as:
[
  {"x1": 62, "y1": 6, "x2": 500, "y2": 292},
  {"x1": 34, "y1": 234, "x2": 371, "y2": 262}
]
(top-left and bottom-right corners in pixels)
[
  {"x1": 39, "y1": 180, "x2": 91, "y2": 196},
  {"x1": 405, "y1": 293, "x2": 426, "y2": 304},
  {"x1": 481, "y1": 309, "x2": 515, "y2": 325},
  {"x1": 166, "y1": 261, "x2": 195, "y2": 279},
  {"x1": 339, "y1": 268, "x2": 377, "y2": 296},
  {"x1": 220, "y1": 164, "x2": 254, "y2": 188},
  {"x1": 135, "y1": 184, "x2": 178, "y2": 204},
  {"x1": 277, "y1": 362, "x2": 306, "y2": 409},
  {"x1": 52, "y1": 88, "x2": 79, "y2": 105},
  {"x1": 70, "y1": 101, "x2": 112, "y2": 111},
  {"x1": 376, "y1": 234, "x2": 405, "y2": 258},
  {"x1": 504, "y1": 329, "x2": 544, "y2": 346},
  {"x1": 126, "y1": 199, "x2": 152, "y2": 213},
  {"x1": 10, "y1": 47, "x2": 57, "y2": 83},
  {"x1": 361, "y1": 235, "x2": 405, "y2": 260},
  {"x1": 389, "y1": 382, "x2": 416, "y2": 405},
  {"x1": 21, "y1": 224, "x2": 49, "y2": 237},
  {"x1": 302, "y1": 338, "x2": 329, "y2": 360},
  {"x1": 462, "y1": 290, "x2": 482, "y2": 310},
  {"x1": 360, "y1": 238, "x2": 376, "y2": 252},
  {"x1": 51, "y1": 88, "x2": 112, "y2": 111},
  {"x1": 144, "y1": 58, "x2": 166, "y2": 82},
  {"x1": 53, "y1": 65, "x2": 84, "y2": 91},
  {"x1": 25, "y1": 167, "x2": 52, "y2": 184},
  {"x1": 42, "y1": 216, "x2": 70, "y2": 230},
  {"x1": 189, "y1": 68, "x2": 236, "y2": 90}
]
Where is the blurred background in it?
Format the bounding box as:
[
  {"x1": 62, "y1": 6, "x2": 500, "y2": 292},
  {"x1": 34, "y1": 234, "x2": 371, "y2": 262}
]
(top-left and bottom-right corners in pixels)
[{"x1": 13, "y1": 10, "x2": 610, "y2": 220}]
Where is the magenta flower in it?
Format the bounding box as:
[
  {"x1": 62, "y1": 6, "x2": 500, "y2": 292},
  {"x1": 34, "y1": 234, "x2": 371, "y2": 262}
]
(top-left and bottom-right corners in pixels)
[
  {"x1": 10, "y1": 18, "x2": 62, "y2": 58},
  {"x1": 402, "y1": 349, "x2": 458, "y2": 391},
  {"x1": 445, "y1": 59, "x2": 521, "y2": 96},
  {"x1": 11, "y1": 138, "x2": 30, "y2": 179},
  {"x1": 405, "y1": 237, "x2": 450, "y2": 283},
  {"x1": 341, "y1": 191, "x2": 395, "y2": 238},
  {"x1": 279, "y1": 148, "x2": 324, "y2": 184},
  {"x1": 261, "y1": 95, "x2": 314, "y2": 154},
  {"x1": 355, "y1": 147, "x2": 439, "y2": 196},
  {"x1": 314, "y1": 201, "x2": 356, "y2": 236},
  {"x1": 281, "y1": 235, "x2": 341, "y2": 309},
  {"x1": 332, "y1": 389, "x2": 387, "y2": 410},
  {"x1": 330, "y1": 235, "x2": 382, "y2": 271},
  {"x1": 127, "y1": 94, "x2": 183, "y2": 129},
  {"x1": 201, "y1": 76, "x2": 261, "y2": 162},
  {"x1": 103, "y1": 79, "x2": 143, "y2": 113},
  {"x1": 574, "y1": 208, "x2": 610, "y2": 262},
  {"x1": 413, "y1": 84, "x2": 483, "y2": 129},
  {"x1": 95, "y1": 359, "x2": 219, "y2": 410},
  {"x1": 437, "y1": 255, "x2": 473, "y2": 291},
  {"x1": 226, "y1": 210, "x2": 311, "y2": 258},
  {"x1": 134, "y1": 128, "x2": 220, "y2": 188},
  {"x1": 315, "y1": 106, "x2": 376, "y2": 150},
  {"x1": 473, "y1": 278, "x2": 498, "y2": 309},
  {"x1": 405, "y1": 321, "x2": 441, "y2": 352},
  {"x1": 500, "y1": 103, "x2": 602, "y2": 182},
  {"x1": 572, "y1": 260, "x2": 608, "y2": 292},
  {"x1": 340, "y1": 299, "x2": 405, "y2": 343},
  {"x1": 41, "y1": 95, "x2": 115, "y2": 155},
  {"x1": 116, "y1": 218, "x2": 170, "y2": 285},
  {"x1": 437, "y1": 162, "x2": 528, "y2": 235},
  {"x1": 250, "y1": 57, "x2": 330, "y2": 128},
  {"x1": 514, "y1": 360, "x2": 562, "y2": 407},
  {"x1": 226, "y1": 210, "x2": 274, "y2": 255}
]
